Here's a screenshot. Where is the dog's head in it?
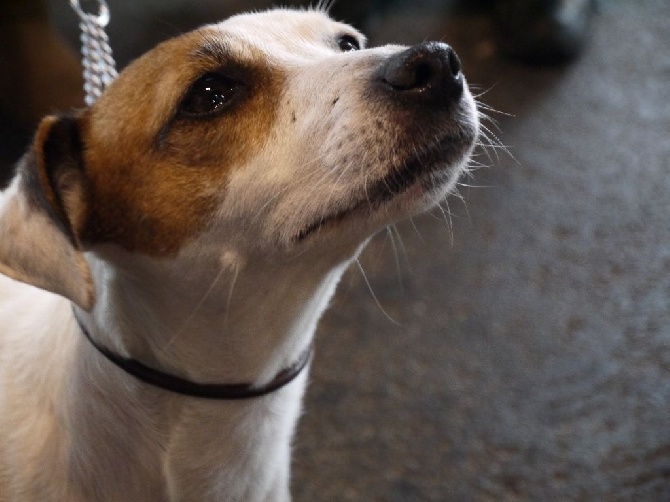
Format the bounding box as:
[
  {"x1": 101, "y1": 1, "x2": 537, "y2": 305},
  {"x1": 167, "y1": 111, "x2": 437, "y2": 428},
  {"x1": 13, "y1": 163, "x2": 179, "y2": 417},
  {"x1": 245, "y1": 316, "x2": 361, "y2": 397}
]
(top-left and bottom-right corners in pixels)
[{"x1": 0, "y1": 8, "x2": 478, "y2": 310}]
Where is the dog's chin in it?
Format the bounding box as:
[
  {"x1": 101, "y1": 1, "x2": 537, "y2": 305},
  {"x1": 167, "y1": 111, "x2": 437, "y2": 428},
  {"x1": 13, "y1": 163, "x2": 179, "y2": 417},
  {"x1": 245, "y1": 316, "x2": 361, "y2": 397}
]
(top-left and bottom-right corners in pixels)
[{"x1": 293, "y1": 135, "x2": 473, "y2": 243}]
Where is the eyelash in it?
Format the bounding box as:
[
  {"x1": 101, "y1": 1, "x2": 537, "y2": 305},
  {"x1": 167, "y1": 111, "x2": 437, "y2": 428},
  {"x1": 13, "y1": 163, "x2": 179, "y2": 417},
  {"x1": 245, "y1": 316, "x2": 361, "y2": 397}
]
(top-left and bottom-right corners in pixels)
[
  {"x1": 338, "y1": 34, "x2": 361, "y2": 52},
  {"x1": 178, "y1": 73, "x2": 241, "y2": 117}
]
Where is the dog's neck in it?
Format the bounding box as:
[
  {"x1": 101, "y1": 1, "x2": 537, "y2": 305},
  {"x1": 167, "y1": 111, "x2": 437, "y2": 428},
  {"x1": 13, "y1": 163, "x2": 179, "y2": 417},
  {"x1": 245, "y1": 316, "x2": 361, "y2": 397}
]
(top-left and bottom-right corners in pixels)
[
  {"x1": 78, "y1": 244, "x2": 358, "y2": 388},
  {"x1": 64, "y1": 244, "x2": 362, "y2": 499}
]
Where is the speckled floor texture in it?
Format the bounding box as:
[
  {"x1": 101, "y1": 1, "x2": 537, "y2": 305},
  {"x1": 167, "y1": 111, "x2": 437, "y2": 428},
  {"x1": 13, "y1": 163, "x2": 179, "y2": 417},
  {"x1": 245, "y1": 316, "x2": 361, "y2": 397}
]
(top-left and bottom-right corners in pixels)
[{"x1": 2, "y1": 1, "x2": 669, "y2": 500}]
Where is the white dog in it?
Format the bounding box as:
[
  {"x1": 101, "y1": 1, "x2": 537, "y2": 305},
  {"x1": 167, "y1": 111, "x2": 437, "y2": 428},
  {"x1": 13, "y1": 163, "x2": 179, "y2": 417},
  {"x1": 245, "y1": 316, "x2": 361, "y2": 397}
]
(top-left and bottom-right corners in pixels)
[{"x1": 0, "y1": 7, "x2": 478, "y2": 501}]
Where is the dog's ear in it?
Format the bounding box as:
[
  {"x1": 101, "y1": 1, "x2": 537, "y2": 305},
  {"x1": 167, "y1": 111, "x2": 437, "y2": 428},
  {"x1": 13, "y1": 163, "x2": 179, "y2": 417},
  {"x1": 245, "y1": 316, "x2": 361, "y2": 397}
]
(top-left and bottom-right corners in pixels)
[{"x1": 0, "y1": 114, "x2": 94, "y2": 311}]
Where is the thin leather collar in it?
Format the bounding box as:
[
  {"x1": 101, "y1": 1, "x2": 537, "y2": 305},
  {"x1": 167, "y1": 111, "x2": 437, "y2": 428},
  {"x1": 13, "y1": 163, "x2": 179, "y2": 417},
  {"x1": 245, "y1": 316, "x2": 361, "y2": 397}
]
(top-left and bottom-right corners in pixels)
[{"x1": 74, "y1": 315, "x2": 312, "y2": 400}]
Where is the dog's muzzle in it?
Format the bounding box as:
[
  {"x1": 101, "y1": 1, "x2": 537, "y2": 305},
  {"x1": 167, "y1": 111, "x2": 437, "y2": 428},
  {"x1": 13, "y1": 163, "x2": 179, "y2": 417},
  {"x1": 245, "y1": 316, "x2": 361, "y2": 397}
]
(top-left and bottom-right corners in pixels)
[
  {"x1": 293, "y1": 42, "x2": 475, "y2": 243},
  {"x1": 378, "y1": 42, "x2": 464, "y2": 107}
]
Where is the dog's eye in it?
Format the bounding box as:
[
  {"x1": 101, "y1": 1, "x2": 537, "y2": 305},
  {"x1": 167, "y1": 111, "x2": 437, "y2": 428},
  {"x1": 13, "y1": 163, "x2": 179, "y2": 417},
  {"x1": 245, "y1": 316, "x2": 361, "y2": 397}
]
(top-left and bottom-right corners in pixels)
[
  {"x1": 338, "y1": 35, "x2": 361, "y2": 52},
  {"x1": 179, "y1": 73, "x2": 240, "y2": 116}
]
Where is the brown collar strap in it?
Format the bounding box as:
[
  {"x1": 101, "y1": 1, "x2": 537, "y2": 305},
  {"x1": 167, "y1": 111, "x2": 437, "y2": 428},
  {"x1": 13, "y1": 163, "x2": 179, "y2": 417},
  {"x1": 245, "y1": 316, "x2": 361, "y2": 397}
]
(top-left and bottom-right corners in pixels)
[{"x1": 75, "y1": 315, "x2": 312, "y2": 400}]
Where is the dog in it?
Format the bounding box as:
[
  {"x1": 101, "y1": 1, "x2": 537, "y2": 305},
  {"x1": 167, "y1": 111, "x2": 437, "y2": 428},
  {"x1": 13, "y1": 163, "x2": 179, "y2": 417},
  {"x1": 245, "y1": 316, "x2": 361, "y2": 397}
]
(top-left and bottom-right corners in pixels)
[{"x1": 0, "y1": 6, "x2": 478, "y2": 501}]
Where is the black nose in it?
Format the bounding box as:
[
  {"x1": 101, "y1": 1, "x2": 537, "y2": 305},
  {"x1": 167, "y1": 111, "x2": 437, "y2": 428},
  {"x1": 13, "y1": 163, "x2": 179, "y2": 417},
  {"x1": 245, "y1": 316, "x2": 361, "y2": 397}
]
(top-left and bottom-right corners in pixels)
[{"x1": 381, "y1": 42, "x2": 463, "y2": 103}]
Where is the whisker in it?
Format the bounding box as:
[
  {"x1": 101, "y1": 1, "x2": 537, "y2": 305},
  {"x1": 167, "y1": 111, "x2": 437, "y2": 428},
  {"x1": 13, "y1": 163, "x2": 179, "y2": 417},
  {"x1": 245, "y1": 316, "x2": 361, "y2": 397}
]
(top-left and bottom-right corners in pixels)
[
  {"x1": 436, "y1": 198, "x2": 455, "y2": 246},
  {"x1": 450, "y1": 187, "x2": 471, "y2": 224},
  {"x1": 355, "y1": 258, "x2": 401, "y2": 326},
  {"x1": 476, "y1": 101, "x2": 513, "y2": 118},
  {"x1": 407, "y1": 214, "x2": 425, "y2": 244},
  {"x1": 320, "y1": 0, "x2": 338, "y2": 13},
  {"x1": 471, "y1": 82, "x2": 499, "y2": 100},
  {"x1": 223, "y1": 262, "x2": 240, "y2": 329},
  {"x1": 385, "y1": 226, "x2": 405, "y2": 292},
  {"x1": 160, "y1": 265, "x2": 227, "y2": 353},
  {"x1": 390, "y1": 223, "x2": 411, "y2": 274},
  {"x1": 457, "y1": 181, "x2": 493, "y2": 189}
]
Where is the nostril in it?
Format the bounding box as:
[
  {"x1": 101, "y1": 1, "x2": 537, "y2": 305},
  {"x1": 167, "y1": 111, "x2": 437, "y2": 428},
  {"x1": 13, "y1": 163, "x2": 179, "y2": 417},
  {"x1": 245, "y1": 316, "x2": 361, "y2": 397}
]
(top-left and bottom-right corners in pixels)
[
  {"x1": 382, "y1": 51, "x2": 442, "y2": 91},
  {"x1": 447, "y1": 48, "x2": 462, "y2": 77},
  {"x1": 414, "y1": 61, "x2": 437, "y2": 90},
  {"x1": 411, "y1": 63, "x2": 436, "y2": 89}
]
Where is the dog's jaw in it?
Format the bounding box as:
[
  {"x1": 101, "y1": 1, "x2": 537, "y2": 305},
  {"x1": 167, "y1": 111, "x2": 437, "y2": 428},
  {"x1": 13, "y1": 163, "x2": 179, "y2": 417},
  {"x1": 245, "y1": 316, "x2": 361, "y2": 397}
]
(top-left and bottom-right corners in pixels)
[{"x1": 290, "y1": 131, "x2": 476, "y2": 243}]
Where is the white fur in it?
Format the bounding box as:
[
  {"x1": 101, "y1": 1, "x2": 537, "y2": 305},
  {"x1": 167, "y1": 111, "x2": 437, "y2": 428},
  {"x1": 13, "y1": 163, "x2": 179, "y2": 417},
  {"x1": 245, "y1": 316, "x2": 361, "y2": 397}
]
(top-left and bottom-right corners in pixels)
[
  {"x1": 0, "y1": 243, "x2": 355, "y2": 501},
  {"x1": 0, "y1": 8, "x2": 478, "y2": 501}
]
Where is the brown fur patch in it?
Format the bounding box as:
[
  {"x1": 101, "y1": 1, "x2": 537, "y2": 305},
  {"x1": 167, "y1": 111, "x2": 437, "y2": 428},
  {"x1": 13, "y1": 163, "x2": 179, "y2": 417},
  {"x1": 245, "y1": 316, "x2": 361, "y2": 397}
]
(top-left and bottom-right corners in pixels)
[{"x1": 79, "y1": 29, "x2": 283, "y2": 255}]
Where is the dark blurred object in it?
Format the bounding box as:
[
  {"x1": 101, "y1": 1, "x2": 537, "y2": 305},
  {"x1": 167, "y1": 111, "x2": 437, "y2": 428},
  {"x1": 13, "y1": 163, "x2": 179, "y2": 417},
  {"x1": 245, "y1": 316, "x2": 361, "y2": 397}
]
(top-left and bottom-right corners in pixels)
[
  {"x1": 0, "y1": 0, "x2": 84, "y2": 126},
  {"x1": 493, "y1": 0, "x2": 596, "y2": 65},
  {"x1": 337, "y1": 0, "x2": 596, "y2": 65},
  {"x1": 329, "y1": 0, "x2": 402, "y2": 31},
  {"x1": 327, "y1": 0, "x2": 373, "y2": 29},
  {"x1": 0, "y1": 0, "x2": 84, "y2": 182}
]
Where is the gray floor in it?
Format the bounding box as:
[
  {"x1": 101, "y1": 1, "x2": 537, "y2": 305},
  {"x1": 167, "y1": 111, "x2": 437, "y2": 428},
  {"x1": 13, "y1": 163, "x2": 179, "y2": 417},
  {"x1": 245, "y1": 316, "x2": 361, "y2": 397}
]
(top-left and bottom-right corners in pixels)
[
  {"x1": 2, "y1": 0, "x2": 669, "y2": 500},
  {"x1": 294, "y1": 1, "x2": 670, "y2": 500}
]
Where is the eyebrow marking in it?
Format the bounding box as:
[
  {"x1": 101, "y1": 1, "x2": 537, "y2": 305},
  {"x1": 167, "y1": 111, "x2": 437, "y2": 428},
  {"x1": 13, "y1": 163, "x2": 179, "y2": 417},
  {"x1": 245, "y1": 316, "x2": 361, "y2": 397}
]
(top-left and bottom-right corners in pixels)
[
  {"x1": 151, "y1": 34, "x2": 235, "y2": 151},
  {"x1": 193, "y1": 34, "x2": 233, "y2": 65}
]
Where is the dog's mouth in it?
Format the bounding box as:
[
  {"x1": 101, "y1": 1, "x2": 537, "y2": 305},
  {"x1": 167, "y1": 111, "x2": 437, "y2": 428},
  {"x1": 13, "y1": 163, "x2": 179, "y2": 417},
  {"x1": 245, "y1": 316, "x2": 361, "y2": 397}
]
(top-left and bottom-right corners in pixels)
[{"x1": 294, "y1": 132, "x2": 473, "y2": 242}]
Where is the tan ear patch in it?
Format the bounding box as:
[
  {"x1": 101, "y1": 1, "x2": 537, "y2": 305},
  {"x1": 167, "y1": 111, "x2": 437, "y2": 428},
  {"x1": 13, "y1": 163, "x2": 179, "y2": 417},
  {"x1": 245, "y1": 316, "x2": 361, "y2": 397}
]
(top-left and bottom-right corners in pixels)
[{"x1": 78, "y1": 29, "x2": 284, "y2": 256}]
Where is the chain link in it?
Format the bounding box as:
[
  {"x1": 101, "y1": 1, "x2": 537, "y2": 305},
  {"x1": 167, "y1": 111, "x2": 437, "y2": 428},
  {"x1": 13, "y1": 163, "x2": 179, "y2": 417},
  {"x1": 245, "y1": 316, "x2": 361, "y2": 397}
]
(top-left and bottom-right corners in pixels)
[{"x1": 70, "y1": 0, "x2": 117, "y2": 106}]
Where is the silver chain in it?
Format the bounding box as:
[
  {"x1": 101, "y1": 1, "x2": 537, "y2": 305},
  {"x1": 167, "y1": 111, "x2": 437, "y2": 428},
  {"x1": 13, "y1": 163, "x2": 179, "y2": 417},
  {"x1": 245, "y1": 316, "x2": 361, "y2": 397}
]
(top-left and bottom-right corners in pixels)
[{"x1": 70, "y1": 0, "x2": 117, "y2": 106}]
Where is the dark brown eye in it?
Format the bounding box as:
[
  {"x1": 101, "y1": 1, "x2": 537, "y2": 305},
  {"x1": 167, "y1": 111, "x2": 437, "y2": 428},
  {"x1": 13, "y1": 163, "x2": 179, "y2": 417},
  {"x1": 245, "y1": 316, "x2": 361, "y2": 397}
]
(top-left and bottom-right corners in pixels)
[
  {"x1": 179, "y1": 73, "x2": 240, "y2": 116},
  {"x1": 338, "y1": 34, "x2": 360, "y2": 52}
]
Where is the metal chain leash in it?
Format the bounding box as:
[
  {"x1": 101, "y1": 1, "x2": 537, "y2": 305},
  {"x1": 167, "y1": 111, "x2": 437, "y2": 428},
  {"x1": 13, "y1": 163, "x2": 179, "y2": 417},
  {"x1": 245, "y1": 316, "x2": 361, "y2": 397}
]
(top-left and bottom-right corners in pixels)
[{"x1": 69, "y1": 0, "x2": 117, "y2": 106}]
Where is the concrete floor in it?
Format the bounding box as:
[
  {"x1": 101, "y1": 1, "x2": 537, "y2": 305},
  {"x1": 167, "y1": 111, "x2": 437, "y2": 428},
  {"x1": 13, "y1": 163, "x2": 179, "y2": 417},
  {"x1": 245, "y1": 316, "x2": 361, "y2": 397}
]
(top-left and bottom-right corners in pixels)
[
  {"x1": 2, "y1": 0, "x2": 669, "y2": 500},
  {"x1": 294, "y1": 1, "x2": 670, "y2": 500}
]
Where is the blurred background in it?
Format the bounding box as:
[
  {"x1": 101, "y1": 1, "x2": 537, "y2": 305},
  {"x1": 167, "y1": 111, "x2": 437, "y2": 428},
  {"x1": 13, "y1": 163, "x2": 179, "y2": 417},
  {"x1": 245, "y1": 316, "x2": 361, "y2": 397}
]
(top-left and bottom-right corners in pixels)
[{"x1": 1, "y1": 0, "x2": 669, "y2": 500}]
